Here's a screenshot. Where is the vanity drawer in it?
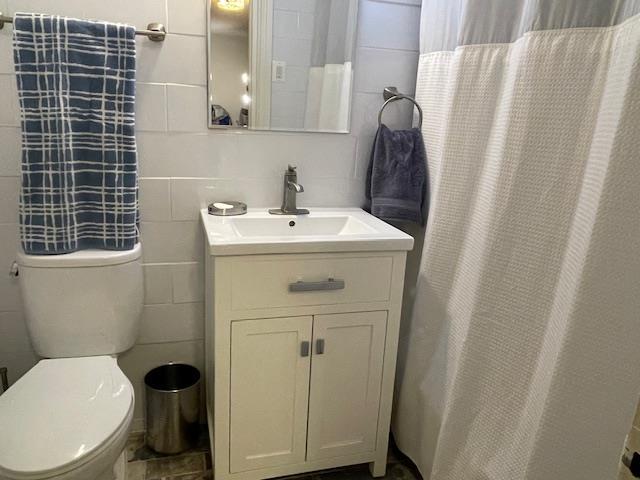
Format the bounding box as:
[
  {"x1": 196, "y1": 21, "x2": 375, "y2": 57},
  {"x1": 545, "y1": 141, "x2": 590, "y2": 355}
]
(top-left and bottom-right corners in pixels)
[{"x1": 229, "y1": 255, "x2": 394, "y2": 311}]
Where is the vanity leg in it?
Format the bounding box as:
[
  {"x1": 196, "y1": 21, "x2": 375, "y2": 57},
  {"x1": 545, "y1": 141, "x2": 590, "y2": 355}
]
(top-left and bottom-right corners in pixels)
[{"x1": 369, "y1": 458, "x2": 387, "y2": 478}]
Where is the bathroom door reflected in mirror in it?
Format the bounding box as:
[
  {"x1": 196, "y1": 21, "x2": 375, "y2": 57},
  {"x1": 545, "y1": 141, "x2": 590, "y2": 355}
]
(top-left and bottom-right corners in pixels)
[{"x1": 208, "y1": 0, "x2": 358, "y2": 133}]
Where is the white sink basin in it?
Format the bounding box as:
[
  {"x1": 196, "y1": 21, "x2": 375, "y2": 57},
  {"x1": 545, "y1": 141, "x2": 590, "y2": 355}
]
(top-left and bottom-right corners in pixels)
[
  {"x1": 230, "y1": 215, "x2": 377, "y2": 237},
  {"x1": 200, "y1": 208, "x2": 414, "y2": 255}
]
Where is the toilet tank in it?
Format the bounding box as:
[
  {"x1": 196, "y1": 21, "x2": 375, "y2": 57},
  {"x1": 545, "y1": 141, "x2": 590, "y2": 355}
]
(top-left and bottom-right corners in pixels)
[{"x1": 16, "y1": 244, "x2": 144, "y2": 358}]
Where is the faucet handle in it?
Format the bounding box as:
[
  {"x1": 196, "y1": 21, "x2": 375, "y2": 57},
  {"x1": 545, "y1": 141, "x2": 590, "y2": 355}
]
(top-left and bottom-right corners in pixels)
[{"x1": 287, "y1": 165, "x2": 297, "y2": 173}]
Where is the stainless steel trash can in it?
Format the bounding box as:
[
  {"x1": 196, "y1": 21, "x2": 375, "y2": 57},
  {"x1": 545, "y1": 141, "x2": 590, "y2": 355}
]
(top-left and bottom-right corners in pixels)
[{"x1": 144, "y1": 363, "x2": 201, "y2": 454}]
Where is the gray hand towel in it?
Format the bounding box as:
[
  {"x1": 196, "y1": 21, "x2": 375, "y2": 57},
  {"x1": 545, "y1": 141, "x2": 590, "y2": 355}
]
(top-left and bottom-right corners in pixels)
[{"x1": 366, "y1": 124, "x2": 427, "y2": 224}]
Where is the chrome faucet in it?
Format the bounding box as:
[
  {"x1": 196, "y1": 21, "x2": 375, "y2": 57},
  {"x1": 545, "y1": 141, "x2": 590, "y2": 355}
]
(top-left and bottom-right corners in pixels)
[{"x1": 269, "y1": 165, "x2": 309, "y2": 215}]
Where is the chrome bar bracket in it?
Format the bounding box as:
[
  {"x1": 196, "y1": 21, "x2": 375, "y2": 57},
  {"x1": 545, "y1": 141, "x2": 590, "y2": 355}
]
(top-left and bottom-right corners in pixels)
[{"x1": 141, "y1": 23, "x2": 166, "y2": 42}]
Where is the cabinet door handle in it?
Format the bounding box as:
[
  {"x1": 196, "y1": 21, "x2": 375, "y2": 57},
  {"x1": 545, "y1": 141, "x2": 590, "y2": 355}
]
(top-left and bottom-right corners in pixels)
[
  {"x1": 315, "y1": 339, "x2": 325, "y2": 355},
  {"x1": 300, "y1": 341, "x2": 310, "y2": 357},
  {"x1": 289, "y1": 278, "x2": 345, "y2": 292}
]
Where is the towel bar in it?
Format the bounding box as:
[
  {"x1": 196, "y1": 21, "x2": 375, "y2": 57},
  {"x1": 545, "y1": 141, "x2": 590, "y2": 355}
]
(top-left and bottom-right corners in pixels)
[
  {"x1": 378, "y1": 86, "x2": 423, "y2": 129},
  {"x1": 0, "y1": 13, "x2": 166, "y2": 41}
]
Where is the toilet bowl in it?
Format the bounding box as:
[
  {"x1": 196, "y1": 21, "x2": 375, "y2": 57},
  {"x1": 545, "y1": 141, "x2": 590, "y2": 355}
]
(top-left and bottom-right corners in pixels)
[{"x1": 0, "y1": 245, "x2": 144, "y2": 480}]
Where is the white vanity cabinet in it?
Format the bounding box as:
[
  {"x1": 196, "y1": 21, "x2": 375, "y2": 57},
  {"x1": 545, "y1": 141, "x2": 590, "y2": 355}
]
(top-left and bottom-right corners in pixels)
[
  {"x1": 229, "y1": 311, "x2": 387, "y2": 473},
  {"x1": 205, "y1": 251, "x2": 408, "y2": 480},
  {"x1": 201, "y1": 208, "x2": 414, "y2": 480}
]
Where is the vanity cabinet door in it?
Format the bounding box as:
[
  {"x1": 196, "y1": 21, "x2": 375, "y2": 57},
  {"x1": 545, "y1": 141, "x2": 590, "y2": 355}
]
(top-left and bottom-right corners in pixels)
[
  {"x1": 230, "y1": 316, "x2": 312, "y2": 473},
  {"x1": 307, "y1": 311, "x2": 387, "y2": 460}
]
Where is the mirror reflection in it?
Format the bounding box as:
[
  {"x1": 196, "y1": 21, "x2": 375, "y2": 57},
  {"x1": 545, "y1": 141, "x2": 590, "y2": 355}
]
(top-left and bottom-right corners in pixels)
[
  {"x1": 208, "y1": 0, "x2": 358, "y2": 133},
  {"x1": 209, "y1": 0, "x2": 250, "y2": 128}
]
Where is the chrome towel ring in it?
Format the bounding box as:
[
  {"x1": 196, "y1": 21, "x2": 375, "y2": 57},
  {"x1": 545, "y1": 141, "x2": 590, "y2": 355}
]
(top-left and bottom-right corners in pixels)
[{"x1": 378, "y1": 86, "x2": 423, "y2": 129}]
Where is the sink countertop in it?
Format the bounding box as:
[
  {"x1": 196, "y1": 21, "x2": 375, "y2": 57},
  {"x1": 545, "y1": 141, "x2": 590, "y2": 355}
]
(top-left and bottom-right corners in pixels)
[{"x1": 200, "y1": 208, "x2": 415, "y2": 256}]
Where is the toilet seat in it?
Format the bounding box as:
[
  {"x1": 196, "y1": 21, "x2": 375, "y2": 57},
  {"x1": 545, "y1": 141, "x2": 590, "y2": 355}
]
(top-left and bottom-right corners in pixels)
[{"x1": 0, "y1": 356, "x2": 133, "y2": 479}]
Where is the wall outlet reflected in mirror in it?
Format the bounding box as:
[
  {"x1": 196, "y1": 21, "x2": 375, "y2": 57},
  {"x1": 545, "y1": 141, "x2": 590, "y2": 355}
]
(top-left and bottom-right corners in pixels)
[{"x1": 272, "y1": 61, "x2": 286, "y2": 82}]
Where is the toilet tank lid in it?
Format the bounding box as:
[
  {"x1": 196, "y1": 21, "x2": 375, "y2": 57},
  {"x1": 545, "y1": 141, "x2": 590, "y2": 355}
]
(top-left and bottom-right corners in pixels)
[{"x1": 17, "y1": 243, "x2": 142, "y2": 268}]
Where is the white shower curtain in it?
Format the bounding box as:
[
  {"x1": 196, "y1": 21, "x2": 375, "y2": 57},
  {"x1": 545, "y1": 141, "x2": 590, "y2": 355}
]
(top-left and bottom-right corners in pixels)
[
  {"x1": 392, "y1": 2, "x2": 640, "y2": 479},
  {"x1": 304, "y1": 62, "x2": 352, "y2": 132}
]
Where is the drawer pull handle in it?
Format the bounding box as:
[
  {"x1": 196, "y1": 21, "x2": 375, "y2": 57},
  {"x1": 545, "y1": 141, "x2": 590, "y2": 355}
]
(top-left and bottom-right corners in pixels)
[
  {"x1": 289, "y1": 278, "x2": 345, "y2": 292},
  {"x1": 301, "y1": 341, "x2": 310, "y2": 357},
  {"x1": 315, "y1": 339, "x2": 325, "y2": 355}
]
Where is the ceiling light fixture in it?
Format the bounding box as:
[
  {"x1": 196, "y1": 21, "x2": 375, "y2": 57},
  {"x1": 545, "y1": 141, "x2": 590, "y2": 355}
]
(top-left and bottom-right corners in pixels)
[{"x1": 218, "y1": 0, "x2": 245, "y2": 12}]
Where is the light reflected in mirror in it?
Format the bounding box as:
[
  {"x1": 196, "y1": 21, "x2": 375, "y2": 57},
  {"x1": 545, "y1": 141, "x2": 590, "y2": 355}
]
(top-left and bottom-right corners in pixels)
[{"x1": 207, "y1": 0, "x2": 358, "y2": 133}]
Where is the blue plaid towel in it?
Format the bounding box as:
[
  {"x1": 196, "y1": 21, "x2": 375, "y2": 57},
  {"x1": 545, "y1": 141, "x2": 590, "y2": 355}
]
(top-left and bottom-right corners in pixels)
[{"x1": 13, "y1": 13, "x2": 139, "y2": 254}]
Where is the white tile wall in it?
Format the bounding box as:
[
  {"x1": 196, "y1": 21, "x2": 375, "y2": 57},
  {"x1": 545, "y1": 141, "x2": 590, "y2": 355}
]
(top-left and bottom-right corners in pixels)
[
  {"x1": 166, "y1": 84, "x2": 208, "y2": 132},
  {"x1": 140, "y1": 221, "x2": 202, "y2": 263},
  {"x1": 136, "y1": 84, "x2": 168, "y2": 132},
  {"x1": 139, "y1": 178, "x2": 172, "y2": 222},
  {"x1": 170, "y1": 178, "x2": 222, "y2": 221},
  {"x1": 138, "y1": 132, "x2": 227, "y2": 177},
  {"x1": 171, "y1": 263, "x2": 203, "y2": 304},
  {"x1": 143, "y1": 264, "x2": 173, "y2": 305},
  {"x1": 143, "y1": 262, "x2": 204, "y2": 305},
  {"x1": 138, "y1": 302, "x2": 204, "y2": 344},
  {"x1": 0, "y1": 75, "x2": 18, "y2": 126},
  {"x1": 0, "y1": 223, "x2": 21, "y2": 313},
  {"x1": 0, "y1": 311, "x2": 37, "y2": 384},
  {"x1": 354, "y1": 47, "x2": 420, "y2": 95},
  {"x1": 0, "y1": 40, "x2": 12, "y2": 75},
  {"x1": 170, "y1": 177, "x2": 283, "y2": 220},
  {"x1": 6, "y1": 0, "x2": 85, "y2": 19},
  {"x1": 0, "y1": 0, "x2": 420, "y2": 427},
  {"x1": 167, "y1": 0, "x2": 206, "y2": 36},
  {"x1": 136, "y1": 35, "x2": 206, "y2": 85},
  {"x1": 0, "y1": 176, "x2": 19, "y2": 223},
  {"x1": 0, "y1": 128, "x2": 20, "y2": 176}
]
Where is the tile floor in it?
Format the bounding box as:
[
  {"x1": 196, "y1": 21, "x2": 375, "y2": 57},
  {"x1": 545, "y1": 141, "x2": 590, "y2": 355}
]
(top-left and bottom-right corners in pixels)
[{"x1": 125, "y1": 428, "x2": 421, "y2": 480}]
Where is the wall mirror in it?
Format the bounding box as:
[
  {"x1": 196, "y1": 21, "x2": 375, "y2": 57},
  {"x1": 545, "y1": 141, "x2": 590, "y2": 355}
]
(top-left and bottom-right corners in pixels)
[{"x1": 207, "y1": 0, "x2": 358, "y2": 133}]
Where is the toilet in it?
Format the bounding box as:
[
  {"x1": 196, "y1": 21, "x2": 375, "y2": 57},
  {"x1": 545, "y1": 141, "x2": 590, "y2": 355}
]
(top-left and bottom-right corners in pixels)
[{"x1": 0, "y1": 244, "x2": 144, "y2": 480}]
